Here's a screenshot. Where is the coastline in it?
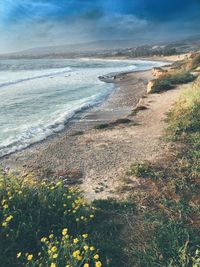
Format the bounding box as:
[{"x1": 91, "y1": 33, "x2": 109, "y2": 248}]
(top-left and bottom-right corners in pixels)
[
  {"x1": 0, "y1": 69, "x2": 152, "y2": 166},
  {"x1": 0, "y1": 60, "x2": 180, "y2": 201}
]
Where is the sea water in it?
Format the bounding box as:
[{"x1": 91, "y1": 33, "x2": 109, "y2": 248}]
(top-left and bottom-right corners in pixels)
[{"x1": 0, "y1": 58, "x2": 165, "y2": 157}]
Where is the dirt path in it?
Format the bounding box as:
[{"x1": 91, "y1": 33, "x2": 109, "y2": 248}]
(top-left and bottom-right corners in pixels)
[{"x1": 77, "y1": 86, "x2": 183, "y2": 200}]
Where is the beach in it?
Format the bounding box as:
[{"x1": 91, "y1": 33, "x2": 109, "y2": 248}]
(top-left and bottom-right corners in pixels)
[{"x1": 0, "y1": 64, "x2": 184, "y2": 200}]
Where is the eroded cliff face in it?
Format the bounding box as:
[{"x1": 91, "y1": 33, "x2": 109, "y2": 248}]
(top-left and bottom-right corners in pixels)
[{"x1": 152, "y1": 67, "x2": 168, "y2": 78}]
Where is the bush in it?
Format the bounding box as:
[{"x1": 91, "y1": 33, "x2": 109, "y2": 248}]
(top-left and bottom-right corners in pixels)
[
  {"x1": 0, "y1": 172, "x2": 100, "y2": 267},
  {"x1": 151, "y1": 71, "x2": 196, "y2": 93},
  {"x1": 151, "y1": 78, "x2": 174, "y2": 93},
  {"x1": 167, "y1": 71, "x2": 196, "y2": 85}
]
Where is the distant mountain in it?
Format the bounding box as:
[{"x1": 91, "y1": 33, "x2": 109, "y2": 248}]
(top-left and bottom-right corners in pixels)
[
  {"x1": 1, "y1": 37, "x2": 169, "y2": 59},
  {"x1": 0, "y1": 40, "x2": 144, "y2": 59},
  {"x1": 1, "y1": 35, "x2": 200, "y2": 59}
]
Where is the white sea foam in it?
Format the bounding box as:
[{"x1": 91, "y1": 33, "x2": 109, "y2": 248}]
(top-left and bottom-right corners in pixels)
[{"x1": 0, "y1": 67, "x2": 71, "y2": 88}]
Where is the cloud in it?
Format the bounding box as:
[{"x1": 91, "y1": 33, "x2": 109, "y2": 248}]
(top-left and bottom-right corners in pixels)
[{"x1": 0, "y1": 0, "x2": 200, "y2": 53}]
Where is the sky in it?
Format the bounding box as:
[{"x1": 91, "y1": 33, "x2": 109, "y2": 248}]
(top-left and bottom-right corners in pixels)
[{"x1": 0, "y1": 0, "x2": 200, "y2": 53}]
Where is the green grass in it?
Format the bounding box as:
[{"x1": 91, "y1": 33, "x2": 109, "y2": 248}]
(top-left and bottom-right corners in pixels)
[{"x1": 127, "y1": 162, "x2": 157, "y2": 179}]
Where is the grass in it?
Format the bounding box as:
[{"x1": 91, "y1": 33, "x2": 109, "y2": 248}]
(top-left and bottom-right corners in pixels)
[
  {"x1": 127, "y1": 162, "x2": 157, "y2": 179},
  {"x1": 125, "y1": 77, "x2": 200, "y2": 266},
  {"x1": 151, "y1": 70, "x2": 196, "y2": 93}
]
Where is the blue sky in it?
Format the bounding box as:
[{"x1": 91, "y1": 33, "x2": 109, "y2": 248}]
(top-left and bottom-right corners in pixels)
[{"x1": 0, "y1": 0, "x2": 200, "y2": 53}]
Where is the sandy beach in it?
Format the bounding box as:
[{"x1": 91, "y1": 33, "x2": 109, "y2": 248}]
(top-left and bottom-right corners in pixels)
[{"x1": 0, "y1": 66, "x2": 182, "y2": 200}]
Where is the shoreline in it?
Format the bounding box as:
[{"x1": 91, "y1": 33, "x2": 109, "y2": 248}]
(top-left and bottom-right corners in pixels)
[
  {"x1": 0, "y1": 60, "x2": 183, "y2": 201},
  {"x1": 0, "y1": 58, "x2": 168, "y2": 160},
  {"x1": 0, "y1": 68, "x2": 152, "y2": 164},
  {"x1": 0, "y1": 66, "x2": 156, "y2": 161}
]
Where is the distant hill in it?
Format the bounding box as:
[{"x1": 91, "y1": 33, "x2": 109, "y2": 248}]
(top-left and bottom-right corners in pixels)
[{"x1": 1, "y1": 35, "x2": 200, "y2": 59}]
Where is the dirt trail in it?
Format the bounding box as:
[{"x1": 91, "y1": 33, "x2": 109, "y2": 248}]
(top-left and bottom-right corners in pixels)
[{"x1": 78, "y1": 86, "x2": 183, "y2": 200}]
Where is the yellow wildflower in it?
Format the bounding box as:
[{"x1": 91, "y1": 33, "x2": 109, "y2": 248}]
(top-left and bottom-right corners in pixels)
[
  {"x1": 41, "y1": 237, "x2": 47, "y2": 243},
  {"x1": 84, "y1": 245, "x2": 89, "y2": 251},
  {"x1": 1, "y1": 199, "x2": 6, "y2": 205},
  {"x1": 6, "y1": 215, "x2": 13, "y2": 222},
  {"x1": 90, "y1": 246, "x2": 95, "y2": 251},
  {"x1": 16, "y1": 252, "x2": 22, "y2": 258},
  {"x1": 84, "y1": 264, "x2": 89, "y2": 267},
  {"x1": 73, "y1": 238, "x2": 79, "y2": 244},
  {"x1": 3, "y1": 204, "x2": 8, "y2": 209},
  {"x1": 77, "y1": 255, "x2": 82, "y2": 261},
  {"x1": 53, "y1": 254, "x2": 58, "y2": 259},
  {"x1": 49, "y1": 234, "x2": 54, "y2": 239},
  {"x1": 82, "y1": 234, "x2": 88, "y2": 238},
  {"x1": 62, "y1": 228, "x2": 68, "y2": 236},
  {"x1": 95, "y1": 261, "x2": 102, "y2": 267},
  {"x1": 50, "y1": 263, "x2": 56, "y2": 267},
  {"x1": 2, "y1": 222, "x2": 7, "y2": 227},
  {"x1": 94, "y1": 254, "x2": 99, "y2": 260},
  {"x1": 27, "y1": 254, "x2": 33, "y2": 261},
  {"x1": 51, "y1": 246, "x2": 57, "y2": 252},
  {"x1": 72, "y1": 250, "x2": 80, "y2": 258}
]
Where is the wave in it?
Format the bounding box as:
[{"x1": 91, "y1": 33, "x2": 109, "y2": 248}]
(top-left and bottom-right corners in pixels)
[
  {"x1": 0, "y1": 67, "x2": 72, "y2": 89},
  {"x1": 0, "y1": 86, "x2": 112, "y2": 158}
]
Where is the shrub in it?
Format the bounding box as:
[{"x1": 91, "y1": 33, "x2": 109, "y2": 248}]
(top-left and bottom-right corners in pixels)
[
  {"x1": 151, "y1": 78, "x2": 174, "y2": 93},
  {"x1": 0, "y1": 172, "x2": 99, "y2": 267},
  {"x1": 151, "y1": 71, "x2": 196, "y2": 93},
  {"x1": 167, "y1": 71, "x2": 196, "y2": 84}
]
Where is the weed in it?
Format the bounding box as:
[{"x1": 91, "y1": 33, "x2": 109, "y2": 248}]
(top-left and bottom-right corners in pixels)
[{"x1": 127, "y1": 162, "x2": 157, "y2": 179}]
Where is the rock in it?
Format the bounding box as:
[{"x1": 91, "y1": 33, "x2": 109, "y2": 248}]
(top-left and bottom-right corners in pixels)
[
  {"x1": 152, "y1": 67, "x2": 168, "y2": 78},
  {"x1": 147, "y1": 79, "x2": 156, "y2": 94}
]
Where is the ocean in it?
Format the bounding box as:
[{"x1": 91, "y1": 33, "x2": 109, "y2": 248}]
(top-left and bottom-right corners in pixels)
[{"x1": 0, "y1": 58, "x2": 165, "y2": 157}]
